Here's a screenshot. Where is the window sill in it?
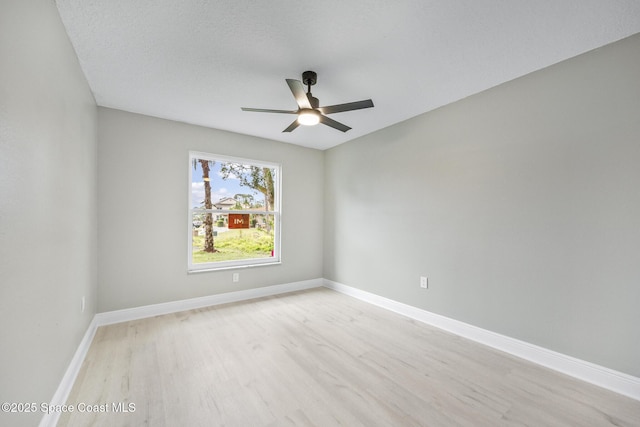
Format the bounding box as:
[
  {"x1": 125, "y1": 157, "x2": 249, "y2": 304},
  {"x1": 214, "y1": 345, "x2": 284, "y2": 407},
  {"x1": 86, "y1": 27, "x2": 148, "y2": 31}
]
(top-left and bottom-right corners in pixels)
[{"x1": 187, "y1": 260, "x2": 281, "y2": 274}]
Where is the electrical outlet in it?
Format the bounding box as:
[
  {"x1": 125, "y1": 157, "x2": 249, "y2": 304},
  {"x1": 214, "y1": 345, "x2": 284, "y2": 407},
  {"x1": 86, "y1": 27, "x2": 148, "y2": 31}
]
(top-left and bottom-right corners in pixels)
[
  {"x1": 420, "y1": 277, "x2": 428, "y2": 289},
  {"x1": 232, "y1": 273, "x2": 240, "y2": 283}
]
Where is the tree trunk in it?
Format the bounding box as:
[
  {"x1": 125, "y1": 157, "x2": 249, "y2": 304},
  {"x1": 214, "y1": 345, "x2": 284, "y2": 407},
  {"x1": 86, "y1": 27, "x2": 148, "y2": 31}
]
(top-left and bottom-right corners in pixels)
[
  {"x1": 200, "y1": 160, "x2": 217, "y2": 253},
  {"x1": 264, "y1": 167, "x2": 275, "y2": 212},
  {"x1": 263, "y1": 167, "x2": 274, "y2": 232}
]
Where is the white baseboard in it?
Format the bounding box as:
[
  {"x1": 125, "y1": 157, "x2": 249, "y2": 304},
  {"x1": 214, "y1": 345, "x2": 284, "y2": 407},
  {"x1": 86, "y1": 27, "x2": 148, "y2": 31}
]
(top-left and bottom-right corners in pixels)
[
  {"x1": 323, "y1": 279, "x2": 640, "y2": 401},
  {"x1": 39, "y1": 278, "x2": 323, "y2": 427},
  {"x1": 39, "y1": 317, "x2": 99, "y2": 427},
  {"x1": 95, "y1": 278, "x2": 323, "y2": 326}
]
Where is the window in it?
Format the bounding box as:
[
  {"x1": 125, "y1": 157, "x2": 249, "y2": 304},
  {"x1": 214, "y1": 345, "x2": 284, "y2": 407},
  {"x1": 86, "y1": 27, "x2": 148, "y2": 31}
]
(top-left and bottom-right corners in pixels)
[{"x1": 188, "y1": 152, "x2": 281, "y2": 272}]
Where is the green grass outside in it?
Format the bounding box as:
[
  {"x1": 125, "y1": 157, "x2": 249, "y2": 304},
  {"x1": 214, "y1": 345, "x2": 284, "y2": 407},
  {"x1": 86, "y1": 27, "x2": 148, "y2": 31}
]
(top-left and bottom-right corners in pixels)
[{"x1": 192, "y1": 228, "x2": 273, "y2": 263}]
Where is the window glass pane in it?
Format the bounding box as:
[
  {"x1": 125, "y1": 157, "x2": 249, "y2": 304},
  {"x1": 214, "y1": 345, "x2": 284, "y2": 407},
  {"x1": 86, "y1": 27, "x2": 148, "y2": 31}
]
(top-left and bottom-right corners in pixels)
[
  {"x1": 192, "y1": 213, "x2": 276, "y2": 264},
  {"x1": 189, "y1": 153, "x2": 280, "y2": 270}
]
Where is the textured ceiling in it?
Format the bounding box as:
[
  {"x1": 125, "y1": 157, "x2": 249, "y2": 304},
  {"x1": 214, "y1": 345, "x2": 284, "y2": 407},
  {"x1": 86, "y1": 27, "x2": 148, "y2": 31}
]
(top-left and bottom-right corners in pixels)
[{"x1": 55, "y1": 0, "x2": 640, "y2": 150}]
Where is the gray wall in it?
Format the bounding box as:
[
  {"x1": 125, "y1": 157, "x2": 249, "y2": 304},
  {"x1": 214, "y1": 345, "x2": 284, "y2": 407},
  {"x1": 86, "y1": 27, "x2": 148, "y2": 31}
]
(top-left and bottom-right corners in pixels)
[
  {"x1": 324, "y1": 34, "x2": 640, "y2": 377},
  {"x1": 0, "y1": 1, "x2": 98, "y2": 426},
  {"x1": 97, "y1": 108, "x2": 323, "y2": 312}
]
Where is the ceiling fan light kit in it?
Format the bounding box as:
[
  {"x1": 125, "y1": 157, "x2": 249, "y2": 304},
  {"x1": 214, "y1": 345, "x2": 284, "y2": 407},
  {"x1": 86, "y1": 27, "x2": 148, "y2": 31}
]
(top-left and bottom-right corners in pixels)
[
  {"x1": 297, "y1": 109, "x2": 320, "y2": 126},
  {"x1": 241, "y1": 71, "x2": 374, "y2": 133}
]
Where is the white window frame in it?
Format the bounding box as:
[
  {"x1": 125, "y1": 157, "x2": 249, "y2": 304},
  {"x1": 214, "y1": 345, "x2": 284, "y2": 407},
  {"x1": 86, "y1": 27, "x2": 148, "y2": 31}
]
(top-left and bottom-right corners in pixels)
[{"x1": 188, "y1": 151, "x2": 281, "y2": 272}]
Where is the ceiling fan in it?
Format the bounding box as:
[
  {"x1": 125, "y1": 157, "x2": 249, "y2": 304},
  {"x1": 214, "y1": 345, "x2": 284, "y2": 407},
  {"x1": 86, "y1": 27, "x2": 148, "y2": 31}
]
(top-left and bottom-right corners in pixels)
[{"x1": 241, "y1": 71, "x2": 374, "y2": 133}]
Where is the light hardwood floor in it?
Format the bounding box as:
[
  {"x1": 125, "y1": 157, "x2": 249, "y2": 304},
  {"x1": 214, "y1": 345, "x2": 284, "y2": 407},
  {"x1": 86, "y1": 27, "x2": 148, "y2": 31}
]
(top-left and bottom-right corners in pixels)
[{"x1": 58, "y1": 288, "x2": 640, "y2": 426}]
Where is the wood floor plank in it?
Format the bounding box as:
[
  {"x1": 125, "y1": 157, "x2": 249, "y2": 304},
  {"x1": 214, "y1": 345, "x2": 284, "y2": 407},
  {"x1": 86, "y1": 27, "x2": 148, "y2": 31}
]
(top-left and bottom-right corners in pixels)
[{"x1": 57, "y1": 288, "x2": 640, "y2": 426}]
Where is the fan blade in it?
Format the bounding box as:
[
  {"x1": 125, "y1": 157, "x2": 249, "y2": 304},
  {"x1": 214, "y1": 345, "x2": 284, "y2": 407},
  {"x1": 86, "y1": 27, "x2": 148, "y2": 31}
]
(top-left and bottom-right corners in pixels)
[
  {"x1": 319, "y1": 115, "x2": 351, "y2": 132},
  {"x1": 286, "y1": 79, "x2": 312, "y2": 109},
  {"x1": 282, "y1": 119, "x2": 300, "y2": 133},
  {"x1": 241, "y1": 107, "x2": 297, "y2": 114},
  {"x1": 320, "y1": 99, "x2": 374, "y2": 114}
]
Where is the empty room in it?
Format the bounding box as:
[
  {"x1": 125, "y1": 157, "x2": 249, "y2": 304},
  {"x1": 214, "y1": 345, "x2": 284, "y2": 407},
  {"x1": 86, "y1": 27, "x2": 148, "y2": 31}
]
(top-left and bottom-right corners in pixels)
[{"x1": 1, "y1": 1, "x2": 640, "y2": 426}]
